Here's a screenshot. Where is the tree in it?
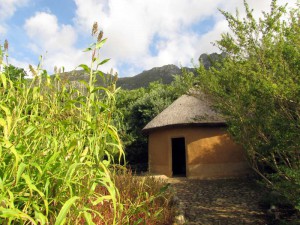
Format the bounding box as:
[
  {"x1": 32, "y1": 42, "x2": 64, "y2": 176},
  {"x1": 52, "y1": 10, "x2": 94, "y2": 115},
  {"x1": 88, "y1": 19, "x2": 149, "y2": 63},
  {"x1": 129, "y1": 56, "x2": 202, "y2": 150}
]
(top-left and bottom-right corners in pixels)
[
  {"x1": 4, "y1": 64, "x2": 27, "y2": 80},
  {"x1": 0, "y1": 40, "x2": 26, "y2": 80},
  {"x1": 197, "y1": 0, "x2": 300, "y2": 209}
]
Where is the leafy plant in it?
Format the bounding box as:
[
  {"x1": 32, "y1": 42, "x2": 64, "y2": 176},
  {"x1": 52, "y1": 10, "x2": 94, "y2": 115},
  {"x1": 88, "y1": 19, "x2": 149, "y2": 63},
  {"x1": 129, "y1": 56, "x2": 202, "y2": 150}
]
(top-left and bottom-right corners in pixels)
[
  {"x1": 197, "y1": 0, "x2": 300, "y2": 211},
  {"x1": 3, "y1": 64, "x2": 27, "y2": 80},
  {"x1": 0, "y1": 24, "x2": 124, "y2": 224}
]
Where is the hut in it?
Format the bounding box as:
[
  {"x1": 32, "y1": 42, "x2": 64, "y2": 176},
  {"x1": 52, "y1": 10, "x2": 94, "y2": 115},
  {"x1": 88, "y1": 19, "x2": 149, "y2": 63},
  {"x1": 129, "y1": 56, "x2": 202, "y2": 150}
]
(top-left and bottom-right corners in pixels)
[{"x1": 142, "y1": 93, "x2": 250, "y2": 179}]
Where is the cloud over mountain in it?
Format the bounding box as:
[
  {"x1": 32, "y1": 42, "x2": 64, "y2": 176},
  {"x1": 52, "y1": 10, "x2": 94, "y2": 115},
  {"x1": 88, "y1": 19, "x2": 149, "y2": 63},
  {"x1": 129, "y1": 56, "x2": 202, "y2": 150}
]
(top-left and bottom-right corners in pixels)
[{"x1": 1, "y1": 0, "x2": 297, "y2": 76}]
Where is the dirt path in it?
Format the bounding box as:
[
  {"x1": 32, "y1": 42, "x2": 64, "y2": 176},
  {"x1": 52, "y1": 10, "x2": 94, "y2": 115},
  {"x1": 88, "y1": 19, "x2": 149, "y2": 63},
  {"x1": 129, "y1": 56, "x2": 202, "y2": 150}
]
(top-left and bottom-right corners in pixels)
[{"x1": 169, "y1": 177, "x2": 268, "y2": 225}]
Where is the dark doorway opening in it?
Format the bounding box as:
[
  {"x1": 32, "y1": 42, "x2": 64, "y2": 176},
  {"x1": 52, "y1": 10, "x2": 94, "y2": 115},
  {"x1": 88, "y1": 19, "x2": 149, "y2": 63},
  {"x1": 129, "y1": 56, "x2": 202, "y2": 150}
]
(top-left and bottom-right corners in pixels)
[{"x1": 172, "y1": 137, "x2": 186, "y2": 176}]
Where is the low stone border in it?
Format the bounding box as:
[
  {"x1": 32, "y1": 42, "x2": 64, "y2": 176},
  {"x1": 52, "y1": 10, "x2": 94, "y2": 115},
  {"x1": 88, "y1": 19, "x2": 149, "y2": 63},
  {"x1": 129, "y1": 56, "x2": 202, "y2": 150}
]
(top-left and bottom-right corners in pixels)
[{"x1": 169, "y1": 186, "x2": 186, "y2": 225}]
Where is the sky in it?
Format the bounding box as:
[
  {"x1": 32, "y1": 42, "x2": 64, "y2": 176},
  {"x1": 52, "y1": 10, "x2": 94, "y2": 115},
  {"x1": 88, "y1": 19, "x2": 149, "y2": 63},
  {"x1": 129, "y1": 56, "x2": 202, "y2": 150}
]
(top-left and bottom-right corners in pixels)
[{"x1": 0, "y1": 0, "x2": 297, "y2": 77}]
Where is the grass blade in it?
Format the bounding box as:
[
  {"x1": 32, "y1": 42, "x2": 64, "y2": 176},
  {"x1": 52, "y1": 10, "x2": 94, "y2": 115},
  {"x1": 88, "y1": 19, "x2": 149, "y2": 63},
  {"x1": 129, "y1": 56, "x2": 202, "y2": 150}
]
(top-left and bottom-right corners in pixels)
[{"x1": 54, "y1": 196, "x2": 79, "y2": 225}]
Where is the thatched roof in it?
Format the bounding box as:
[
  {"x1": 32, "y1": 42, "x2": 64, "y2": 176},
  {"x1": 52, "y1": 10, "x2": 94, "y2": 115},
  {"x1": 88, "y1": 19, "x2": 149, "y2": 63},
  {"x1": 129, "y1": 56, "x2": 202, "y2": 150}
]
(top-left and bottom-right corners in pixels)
[{"x1": 143, "y1": 93, "x2": 226, "y2": 132}]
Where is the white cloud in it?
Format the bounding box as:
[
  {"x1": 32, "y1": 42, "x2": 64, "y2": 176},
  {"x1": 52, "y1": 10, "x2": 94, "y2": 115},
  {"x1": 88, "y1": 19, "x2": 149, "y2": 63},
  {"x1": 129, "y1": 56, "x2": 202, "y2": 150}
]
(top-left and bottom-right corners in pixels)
[
  {"x1": 0, "y1": 0, "x2": 29, "y2": 34},
  {"x1": 8, "y1": 0, "x2": 296, "y2": 77},
  {"x1": 73, "y1": 0, "x2": 226, "y2": 75},
  {"x1": 24, "y1": 12, "x2": 85, "y2": 72},
  {"x1": 0, "y1": 24, "x2": 6, "y2": 35},
  {"x1": 25, "y1": 12, "x2": 77, "y2": 52},
  {"x1": 0, "y1": 0, "x2": 28, "y2": 19},
  {"x1": 23, "y1": 11, "x2": 119, "y2": 74},
  {"x1": 72, "y1": 0, "x2": 297, "y2": 76}
]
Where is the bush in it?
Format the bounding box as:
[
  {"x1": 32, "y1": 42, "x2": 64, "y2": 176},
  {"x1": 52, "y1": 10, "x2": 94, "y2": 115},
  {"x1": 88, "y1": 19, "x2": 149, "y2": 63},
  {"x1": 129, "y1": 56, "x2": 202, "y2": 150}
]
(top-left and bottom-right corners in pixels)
[{"x1": 197, "y1": 0, "x2": 300, "y2": 211}]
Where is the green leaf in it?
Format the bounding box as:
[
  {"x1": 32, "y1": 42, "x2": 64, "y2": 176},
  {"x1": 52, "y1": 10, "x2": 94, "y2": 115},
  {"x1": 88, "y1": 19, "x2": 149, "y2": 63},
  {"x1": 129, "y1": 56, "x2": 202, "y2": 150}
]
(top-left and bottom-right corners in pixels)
[
  {"x1": 22, "y1": 174, "x2": 44, "y2": 197},
  {"x1": 83, "y1": 43, "x2": 95, "y2": 52},
  {"x1": 92, "y1": 195, "x2": 112, "y2": 206},
  {"x1": 159, "y1": 183, "x2": 170, "y2": 195},
  {"x1": 134, "y1": 218, "x2": 144, "y2": 225},
  {"x1": 55, "y1": 196, "x2": 79, "y2": 225},
  {"x1": 30, "y1": 162, "x2": 43, "y2": 175},
  {"x1": 95, "y1": 38, "x2": 107, "y2": 49},
  {"x1": 65, "y1": 163, "x2": 83, "y2": 181},
  {"x1": 24, "y1": 125, "x2": 36, "y2": 136},
  {"x1": 4, "y1": 139, "x2": 21, "y2": 168},
  {"x1": 0, "y1": 207, "x2": 37, "y2": 225},
  {"x1": 0, "y1": 104, "x2": 11, "y2": 116},
  {"x1": 153, "y1": 208, "x2": 163, "y2": 218},
  {"x1": 0, "y1": 176, "x2": 3, "y2": 192},
  {"x1": 16, "y1": 163, "x2": 27, "y2": 185},
  {"x1": 77, "y1": 64, "x2": 91, "y2": 74},
  {"x1": 35, "y1": 211, "x2": 47, "y2": 225},
  {"x1": 0, "y1": 73, "x2": 7, "y2": 89},
  {"x1": 0, "y1": 118, "x2": 6, "y2": 127},
  {"x1": 83, "y1": 47, "x2": 92, "y2": 52},
  {"x1": 97, "y1": 58, "x2": 110, "y2": 66},
  {"x1": 43, "y1": 151, "x2": 60, "y2": 173},
  {"x1": 83, "y1": 211, "x2": 96, "y2": 225}
]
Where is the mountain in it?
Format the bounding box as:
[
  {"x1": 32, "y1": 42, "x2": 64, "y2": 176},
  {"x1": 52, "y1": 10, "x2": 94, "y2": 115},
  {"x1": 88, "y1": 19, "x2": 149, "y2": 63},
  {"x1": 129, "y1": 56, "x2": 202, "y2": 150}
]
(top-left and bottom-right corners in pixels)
[
  {"x1": 199, "y1": 52, "x2": 226, "y2": 69},
  {"x1": 57, "y1": 52, "x2": 223, "y2": 90},
  {"x1": 56, "y1": 69, "x2": 111, "y2": 87},
  {"x1": 117, "y1": 64, "x2": 194, "y2": 90},
  {"x1": 58, "y1": 64, "x2": 194, "y2": 90}
]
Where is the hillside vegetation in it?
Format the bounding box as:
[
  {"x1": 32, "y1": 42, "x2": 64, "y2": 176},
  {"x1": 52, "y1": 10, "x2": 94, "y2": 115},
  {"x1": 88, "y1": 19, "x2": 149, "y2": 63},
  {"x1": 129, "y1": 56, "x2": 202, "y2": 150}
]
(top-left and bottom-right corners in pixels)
[{"x1": 116, "y1": 64, "x2": 195, "y2": 89}]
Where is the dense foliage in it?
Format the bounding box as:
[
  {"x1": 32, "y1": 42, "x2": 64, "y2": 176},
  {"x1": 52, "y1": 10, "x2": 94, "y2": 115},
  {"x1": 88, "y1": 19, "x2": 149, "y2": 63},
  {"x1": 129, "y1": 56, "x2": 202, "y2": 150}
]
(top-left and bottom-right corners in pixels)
[
  {"x1": 197, "y1": 0, "x2": 300, "y2": 210},
  {"x1": 0, "y1": 25, "x2": 171, "y2": 224},
  {"x1": 3, "y1": 64, "x2": 27, "y2": 81},
  {"x1": 116, "y1": 70, "x2": 195, "y2": 167},
  {"x1": 0, "y1": 28, "x2": 125, "y2": 224}
]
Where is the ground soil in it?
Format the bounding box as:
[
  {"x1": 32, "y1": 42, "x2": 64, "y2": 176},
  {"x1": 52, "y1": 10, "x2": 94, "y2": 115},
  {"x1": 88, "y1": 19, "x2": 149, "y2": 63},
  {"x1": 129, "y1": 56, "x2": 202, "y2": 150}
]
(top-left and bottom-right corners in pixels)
[{"x1": 168, "y1": 177, "x2": 269, "y2": 225}]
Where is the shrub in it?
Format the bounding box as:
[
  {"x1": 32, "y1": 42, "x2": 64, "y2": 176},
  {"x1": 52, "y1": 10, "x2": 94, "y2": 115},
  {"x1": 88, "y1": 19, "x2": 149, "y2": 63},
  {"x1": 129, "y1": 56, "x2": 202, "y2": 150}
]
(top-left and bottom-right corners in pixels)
[{"x1": 197, "y1": 0, "x2": 300, "y2": 211}]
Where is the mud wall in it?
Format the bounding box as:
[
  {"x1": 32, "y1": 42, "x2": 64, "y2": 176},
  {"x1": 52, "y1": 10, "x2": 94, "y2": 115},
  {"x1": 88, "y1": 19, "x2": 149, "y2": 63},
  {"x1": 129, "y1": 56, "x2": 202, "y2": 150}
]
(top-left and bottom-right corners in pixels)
[{"x1": 148, "y1": 127, "x2": 251, "y2": 178}]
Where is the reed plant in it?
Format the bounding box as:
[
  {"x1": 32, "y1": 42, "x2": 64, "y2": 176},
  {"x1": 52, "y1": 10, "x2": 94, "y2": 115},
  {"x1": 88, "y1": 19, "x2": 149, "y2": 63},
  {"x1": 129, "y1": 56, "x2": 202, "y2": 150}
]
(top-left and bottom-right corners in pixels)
[{"x1": 0, "y1": 24, "x2": 124, "y2": 224}]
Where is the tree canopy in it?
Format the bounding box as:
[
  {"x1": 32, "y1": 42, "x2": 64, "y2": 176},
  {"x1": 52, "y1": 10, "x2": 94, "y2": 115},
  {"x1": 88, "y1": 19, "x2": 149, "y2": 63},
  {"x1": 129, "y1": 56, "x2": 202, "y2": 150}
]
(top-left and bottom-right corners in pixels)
[{"x1": 4, "y1": 64, "x2": 27, "y2": 80}]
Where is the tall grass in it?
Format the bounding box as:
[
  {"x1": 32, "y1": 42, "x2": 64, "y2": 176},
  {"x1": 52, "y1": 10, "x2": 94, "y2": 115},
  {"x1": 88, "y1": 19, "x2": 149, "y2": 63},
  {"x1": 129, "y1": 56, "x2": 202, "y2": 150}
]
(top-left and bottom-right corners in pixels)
[
  {"x1": 0, "y1": 25, "x2": 124, "y2": 224},
  {"x1": 84, "y1": 169, "x2": 173, "y2": 224}
]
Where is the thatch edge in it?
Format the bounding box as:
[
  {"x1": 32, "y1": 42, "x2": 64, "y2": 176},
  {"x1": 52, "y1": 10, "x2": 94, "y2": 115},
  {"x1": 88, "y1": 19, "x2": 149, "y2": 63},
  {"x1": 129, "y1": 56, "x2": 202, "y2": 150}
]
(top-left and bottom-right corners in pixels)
[{"x1": 142, "y1": 121, "x2": 227, "y2": 134}]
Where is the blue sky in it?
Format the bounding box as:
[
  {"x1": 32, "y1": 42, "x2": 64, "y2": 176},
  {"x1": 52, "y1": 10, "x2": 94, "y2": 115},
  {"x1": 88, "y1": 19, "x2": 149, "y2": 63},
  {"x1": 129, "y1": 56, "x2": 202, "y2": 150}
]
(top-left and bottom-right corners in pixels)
[{"x1": 0, "y1": 0, "x2": 297, "y2": 77}]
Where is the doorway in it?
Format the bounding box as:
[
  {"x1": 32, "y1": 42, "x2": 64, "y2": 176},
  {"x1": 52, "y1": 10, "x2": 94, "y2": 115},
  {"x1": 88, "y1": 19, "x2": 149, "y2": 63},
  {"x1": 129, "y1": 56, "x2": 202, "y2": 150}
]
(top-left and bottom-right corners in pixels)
[{"x1": 172, "y1": 137, "x2": 186, "y2": 176}]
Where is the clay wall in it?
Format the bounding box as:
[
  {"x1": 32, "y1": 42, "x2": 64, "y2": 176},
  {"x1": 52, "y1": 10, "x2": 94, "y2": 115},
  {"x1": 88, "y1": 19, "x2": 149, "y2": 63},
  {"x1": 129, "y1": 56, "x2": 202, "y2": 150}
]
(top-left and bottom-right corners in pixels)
[{"x1": 148, "y1": 127, "x2": 250, "y2": 178}]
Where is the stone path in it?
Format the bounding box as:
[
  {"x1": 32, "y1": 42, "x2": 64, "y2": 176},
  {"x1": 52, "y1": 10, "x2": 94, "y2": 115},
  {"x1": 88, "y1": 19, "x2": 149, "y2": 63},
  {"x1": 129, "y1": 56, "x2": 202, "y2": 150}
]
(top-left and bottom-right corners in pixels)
[{"x1": 169, "y1": 177, "x2": 268, "y2": 225}]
